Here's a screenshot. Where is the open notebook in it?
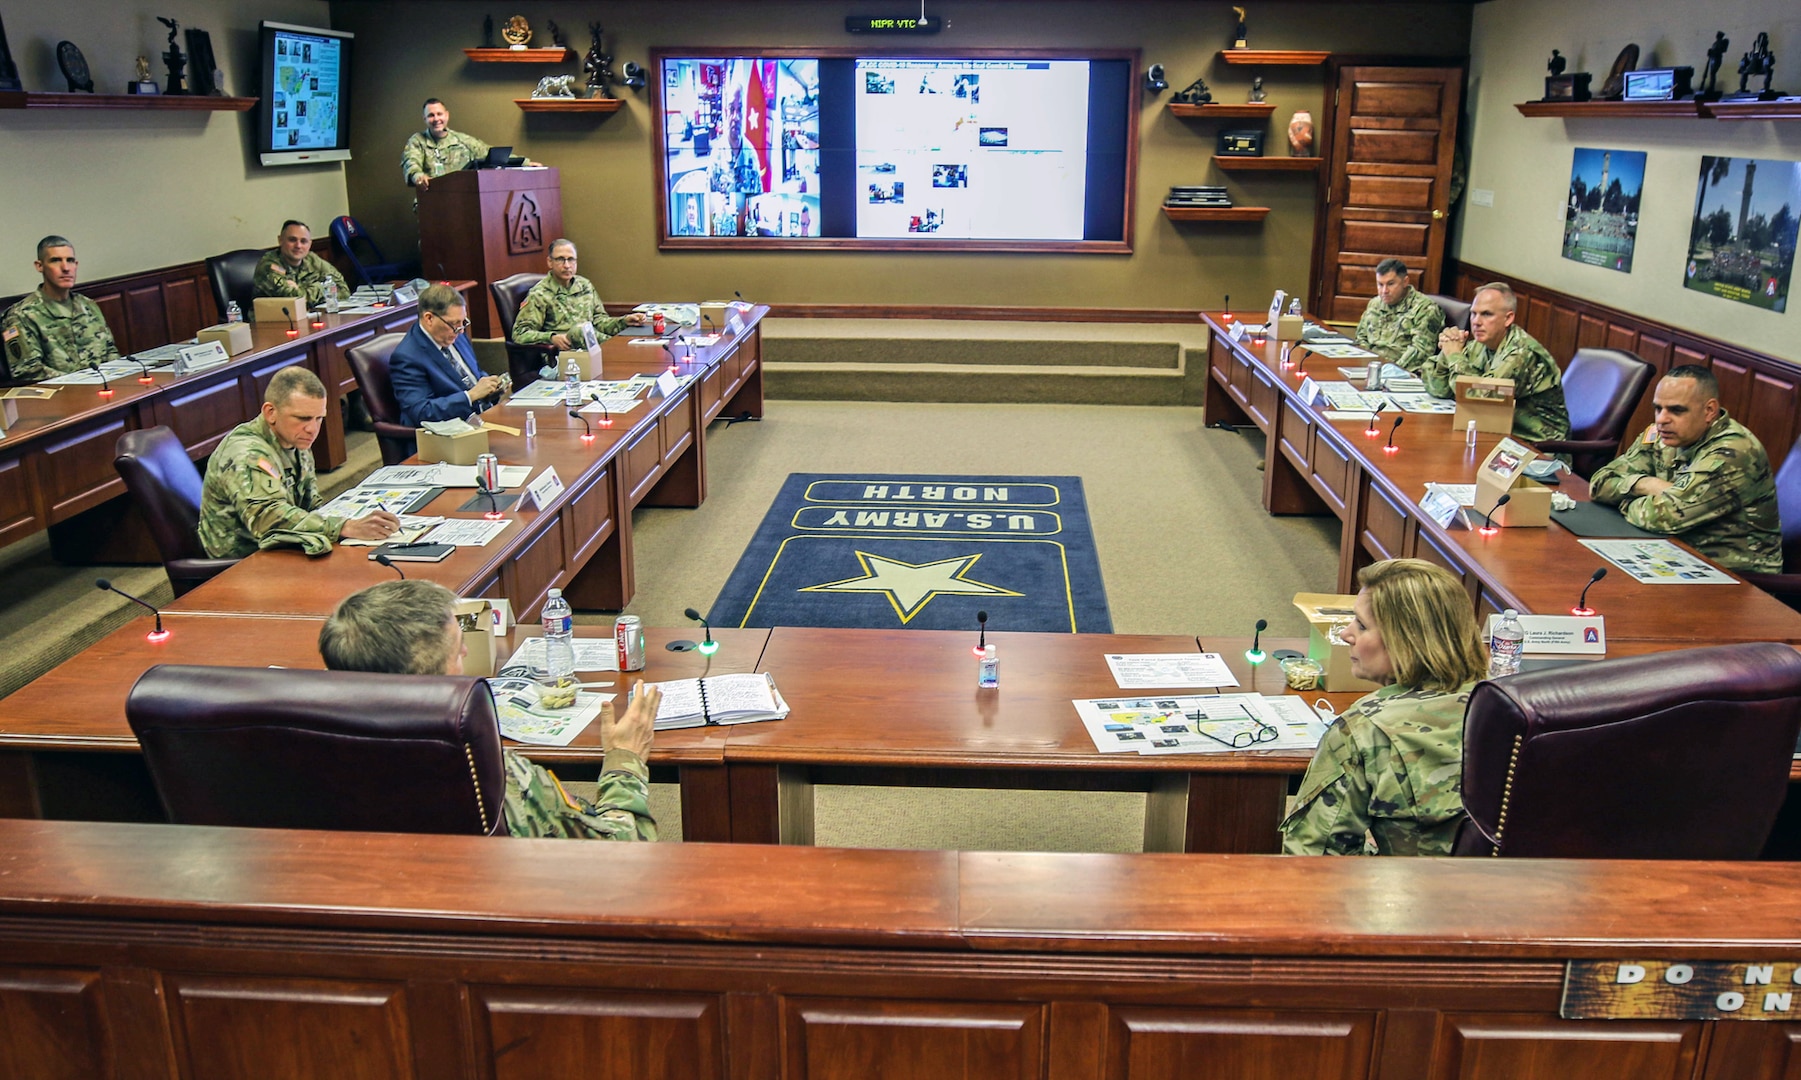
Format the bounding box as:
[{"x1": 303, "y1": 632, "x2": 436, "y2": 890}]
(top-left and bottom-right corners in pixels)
[{"x1": 645, "y1": 672, "x2": 790, "y2": 730}]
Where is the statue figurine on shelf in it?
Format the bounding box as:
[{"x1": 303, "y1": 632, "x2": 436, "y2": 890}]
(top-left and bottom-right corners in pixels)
[
  {"x1": 482, "y1": 15, "x2": 495, "y2": 48},
  {"x1": 1249, "y1": 76, "x2": 1266, "y2": 102},
  {"x1": 157, "y1": 17, "x2": 187, "y2": 95},
  {"x1": 1732, "y1": 32, "x2": 1777, "y2": 99},
  {"x1": 1232, "y1": 6, "x2": 1248, "y2": 49},
  {"x1": 502, "y1": 15, "x2": 531, "y2": 49},
  {"x1": 1171, "y1": 73, "x2": 1212, "y2": 105},
  {"x1": 129, "y1": 54, "x2": 158, "y2": 95},
  {"x1": 0, "y1": 12, "x2": 23, "y2": 93},
  {"x1": 584, "y1": 22, "x2": 615, "y2": 99},
  {"x1": 547, "y1": 20, "x2": 567, "y2": 49},
  {"x1": 532, "y1": 74, "x2": 576, "y2": 99},
  {"x1": 1698, "y1": 32, "x2": 1729, "y2": 98},
  {"x1": 1547, "y1": 50, "x2": 1566, "y2": 78}
]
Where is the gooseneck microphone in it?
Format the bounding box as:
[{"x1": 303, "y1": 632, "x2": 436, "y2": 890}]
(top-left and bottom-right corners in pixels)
[
  {"x1": 128, "y1": 355, "x2": 154, "y2": 383},
  {"x1": 476, "y1": 475, "x2": 502, "y2": 519},
  {"x1": 683, "y1": 607, "x2": 718, "y2": 655},
  {"x1": 1573, "y1": 566, "x2": 1608, "y2": 616},
  {"x1": 374, "y1": 552, "x2": 406, "y2": 579},
  {"x1": 97, "y1": 578, "x2": 166, "y2": 640},
  {"x1": 1246, "y1": 618, "x2": 1268, "y2": 664},
  {"x1": 569, "y1": 407, "x2": 593, "y2": 440},
  {"x1": 974, "y1": 609, "x2": 989, "y2": 656},
  {"x1": 89, "y1": 361, "x2": 112, "y2": 394},
  {"x1": 1383, "y1": 414, "x2": 1404, "y2": 452},
  {"x1": 587, "y1": 392, "x2": 613, "y2": 428},
  {"x1": 1479, "y1": 492, "x2": 1512, "y2": 536}
]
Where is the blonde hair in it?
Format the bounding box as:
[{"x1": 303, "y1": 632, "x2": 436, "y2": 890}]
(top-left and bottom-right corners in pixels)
[{"x1": 1356, "y1": 558, "x2": 1488, "y2": 691}]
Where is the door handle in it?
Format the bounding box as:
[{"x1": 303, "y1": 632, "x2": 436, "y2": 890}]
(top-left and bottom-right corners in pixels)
[{"x1": 1432, "y1": 209, "x2": 1444, "y2": 219}]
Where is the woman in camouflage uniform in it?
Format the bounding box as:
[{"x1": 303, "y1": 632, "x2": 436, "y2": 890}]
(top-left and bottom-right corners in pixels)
[{"x1": 1281, "y1": 559, "x2": 1488, "y2": 856}]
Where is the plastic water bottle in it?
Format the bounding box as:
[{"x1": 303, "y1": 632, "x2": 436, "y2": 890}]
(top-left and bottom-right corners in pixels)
[
  {"x1": 325, "y1": 277, "x2": 339, "y2": 314},
  {"x1": 563, "y1": 354, "x2": 582, "y2": 408},
  {"x1": 225, "y1": 301, "x2": 242, "y2": 324},
  {"x1": 540, "y1": 589, "x2": 575, "y2": 686},
  {"x1": 977, "y1": 644, "x2": 999, "y2": 688},
  {"x1": 525, "y1": 410, "x2": 538, "y2": 438},
  {"x1": 1287, "y1": 297, "x2": 1303, "y2": 316},
  {"x1": 1488, "y1": 608, "x2": 1525, "y2": 678},
  {"x1": 1466, "y1": 419, "x2": 1478, "y2": 448}
]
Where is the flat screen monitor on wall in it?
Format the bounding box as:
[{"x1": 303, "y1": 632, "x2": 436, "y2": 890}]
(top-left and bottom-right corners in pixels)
[
  {"x1": 655, "y1": 49, "x2": 1138, "y2": 252},
  {"x1": 257, "y1": 21, "x2": 354, "y2": 166}
]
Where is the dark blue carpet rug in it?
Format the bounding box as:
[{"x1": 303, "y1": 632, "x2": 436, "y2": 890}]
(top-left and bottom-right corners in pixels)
[{"x1": 711, "y1": 474, "x2": 1112, "y2": 633}]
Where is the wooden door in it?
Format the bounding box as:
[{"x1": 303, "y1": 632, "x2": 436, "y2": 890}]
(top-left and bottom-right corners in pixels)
[{"x1": 1314, "y1": 65, "x2": 1462, "y2": 321}]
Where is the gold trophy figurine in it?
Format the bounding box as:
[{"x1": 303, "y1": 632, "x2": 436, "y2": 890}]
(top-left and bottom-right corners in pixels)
[
  {"x1": 129, "y1": 54, "x2": 159, "y2": 95},
  {"x1": 502, "y1": 16, "x2": 532, "y2": 49}
]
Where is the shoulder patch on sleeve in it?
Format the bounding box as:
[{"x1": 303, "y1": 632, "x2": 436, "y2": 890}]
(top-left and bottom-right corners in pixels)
[
  {"x1": 255, "y1": 458, "x2": 281, "y2": 479},
  {"x1": 1642, "y1": 424, "x2": 1659, "y2": 444}
]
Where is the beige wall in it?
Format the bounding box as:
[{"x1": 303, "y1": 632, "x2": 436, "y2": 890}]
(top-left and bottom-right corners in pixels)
[
  {"x1": 1455, "y1": 0, "x2": 1801, "y2": 362},
  {"x1": 330, "y1": 1, "x2": 1469, "y2": 311},
  {"x1": 0, "y1": 0, "x2": 348, "y2": 295}
]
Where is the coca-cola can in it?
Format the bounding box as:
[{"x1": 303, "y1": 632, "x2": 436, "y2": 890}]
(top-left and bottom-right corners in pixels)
[
  {"x1": 476, "y1": 453, "x2": 500, "y2": 492},
  {"x1": 615, "y1": 615, "x2": 645, "y2": 671},
  {"x1": 653, "y1": 311, "x2": 666, "y2": 335}
]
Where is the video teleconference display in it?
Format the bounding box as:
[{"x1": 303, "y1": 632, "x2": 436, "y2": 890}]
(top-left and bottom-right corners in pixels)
[
  {"x1": 257, "y1": 21, "x2": 354, "y2": 165},
  {"x1": 660, "y1": 54, "x2": 1131, "y2": 246}
]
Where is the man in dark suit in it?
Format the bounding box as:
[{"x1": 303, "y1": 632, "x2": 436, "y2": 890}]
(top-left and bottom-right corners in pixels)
[{"x1": 391, "y1": 283, "x2": 505, "y2": 427}]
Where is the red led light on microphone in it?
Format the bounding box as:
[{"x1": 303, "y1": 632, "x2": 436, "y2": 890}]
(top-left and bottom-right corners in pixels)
[
  {"x1": 1571, "y1": 605, "x2": 1595, "y2": 617},
  {"x1": 285, "y1": 328, "x2": 299, "y2": 337},
  {"x1": 1478, "y1": 525, "x2": 1499, "y2": 537},
  {"x1": 598, "y1": 417, "x2": 613, "y2": 428},
  {"x1": 146, "y1": 628, "x2": 170, "y2": 642},
  {"x1": 580, "y1": 433, "x2": 595, "y2": 443},
  {"x1": 1382, "y1": 444, "x2": 1399, "y2": 454},
  {"x1": 97, "y1": 388, "x2": 114, "y2": 397},
  {"x1": 138, "y1": 375, "x2": 154, "y2": 384},
  {"x1": 483, "y1": 510, "x2": 505, "y2": 521}
]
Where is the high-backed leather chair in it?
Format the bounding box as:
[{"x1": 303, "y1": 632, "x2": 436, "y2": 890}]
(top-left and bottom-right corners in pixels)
[
  {"x1": 1455, "y1": 642, "x2": 1801, "y2": 859},
  {"x1": 205, "y1": 249, "x2": 265, "y2": 322},
  {"x1": 113, "y1": 427, "x2": 240, "y2": 597},
  {"x1": 344, "y1": 332, "x2": 416, "y2": 465},
  {"x1": 127, "y1": 665, "x2": 507, "y2": 836},
  {"x1": 1534, "y1": 348, "x2": 1655, "y2": 478},
  {"x1": 491, "y1": 272, "x2": 556, "y2": 388},
  {"x1": 1425, "y1": 293, "x2": 1471, "y2": 333},
  {"x1": 329, "y1": 214, "x2": 416, "y2": 287},
  {"x1": 1741, "y1": 433, "x2": 1801, "y2": 610}
]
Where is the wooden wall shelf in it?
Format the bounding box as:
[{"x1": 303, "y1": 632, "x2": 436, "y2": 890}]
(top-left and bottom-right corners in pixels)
[
  {"x1": 1163, "y1": 206, "x2": 1271, "y2": 222},
  {"x1": 1169, "y1": 102, "x2": 1276, "y2": 119},
  {"x1": 464, "y1": 47, "x2": 574, "y2": 63},
  {"x1": 0, "y1": 91, "x2": 256, "y2": 111},
  {"x1": 514, "y1": 97, "x2": 623, "y2": 113},
  {"x1": 1707, "y1": 98, "x2": 1801, "y2": 120},
  {"x1": 1214, "y1": 155, "x2": 1322, "y2": 172},
  {"x1": 1514, "y1": 99, "x2": 1705, "y2": 118},
  {"x1": 1220, "y1": 50, "x2": 1331, "y2": 66}
]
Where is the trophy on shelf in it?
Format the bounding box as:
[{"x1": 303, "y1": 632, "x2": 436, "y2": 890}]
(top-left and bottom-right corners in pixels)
[
  {"x1": 129, "y1": 55, "x2": 159, "y2": 95},
  {"x1": 0, "y1": 13, "x2": 21, "y2": 93},
  {"x1": 1171, "y1": 73, "x2": 1213, "y2": 105},
  {"x1": 502, "y1": 15, "x2": 531, "y2": 50},
  {"x1": 1725, "y1": 32, "x2": 1782, "y2": 101},
  {"x1": 1231, "y1": 6, "x2": 1248, "y2": 50},
  {"x1": 584, "y1": 22, "x2": 616, "y2": 99},
  {"x1": 481, "y1": 15, "x2": 495, "y2": 48},
  {"x1": 1542, "y1": 49, "x2": 1592, "y2": 102},
  {"x1": 56, "y1": 41, "x2": 94, "y2": 93},
  {"x1": 157, "y1": 17, "x2": 187, "y2": 95}
]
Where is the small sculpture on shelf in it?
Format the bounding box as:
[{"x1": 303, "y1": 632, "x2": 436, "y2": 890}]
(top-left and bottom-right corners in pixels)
[
  {"x1": 482, "y1": 15, "x2": 495, "y2": 49},
  {"x1": 1250, "y1": 76, "x2": 1266, "y2": 102},
  {"x1": 1597, "y1": 43, "x2": 1640, "y2": 100},
  {"x1": 129, "y1": 55, "x2": 158, "y2": 95},
  {"x1": 1697, "y1": 32, "x2": 1729, "y2": 98},
  {"x1": 547, "y1": 20, "x2": 567, "y2": 50},
  {"x1": 501, "y1": 15, "x2": 531, "y2": 49},
  {"x1": 1729, "y1": 32, "x2": 1779, "y2": 100},
  {"x1": 0, "y1": 13, "x2": 22, "y2": 93},
  {"x1": 1171, "y1": 73, "x2": 1213, "y2": 105},
  {"x1": 531, "y1": 74, "x2": 576, "y2": 99},
  {"x1": 1232, "y1": 6, "x2": 1248, "y2": 50},
  {"x1": 584, "y1": 22, "x2": 615, "y2": 99},
  {"x1": 56, "y1": 41, "x2": 93, "y2": 93},
  {"x1": 1288, "y1": 110, "x2": 1314, "y2": 157},
  {"x1": 157, "y1": 17, "x2": 187, "y2": 95},
  {"x1": 1543, "y1": 47, "x2": 1592, "y2": 102},
  {"x1": 1547, "y1": 50, "x2": 1566, "y2": 79}
]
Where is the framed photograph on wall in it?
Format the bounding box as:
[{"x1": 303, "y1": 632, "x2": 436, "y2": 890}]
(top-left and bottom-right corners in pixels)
[
  {"x1": 1683, "y1": 155, "x2": 1799, "y2": 313},
  {"x1": 1562, "y1": 147, "x2": 1644, "y2": 273}
]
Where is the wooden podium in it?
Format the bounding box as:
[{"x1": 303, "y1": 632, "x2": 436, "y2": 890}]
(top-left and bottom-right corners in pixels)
[{"x1": 418, "y1": 167, "x2": 563, "y2": 338}]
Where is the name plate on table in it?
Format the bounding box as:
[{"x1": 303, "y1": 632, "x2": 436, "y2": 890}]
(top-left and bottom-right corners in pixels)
[
  {"x1": 1419, "y1": 487, "x2": 1465, "y2": 530},
  {"x1": 1227, "y1": 320, "x2": 1248, "y2": 342},
  {"x1": 1296, "y1": 376, "x2": 1322, "y2": 406},
  {"x1": 525, "y1": 466, "x2": 564, "y2": 511},
  {"x1": 1485, "y1": 613, "x2": 1606, "y2": 654},
  {"x1": 391, "y1": 284, "x2": 418, "y2": 304},
  {"x1": 175, "y1": 341, "x2": 231, "y2": 375},
  {"x1": 1563, "y1": 960, "x2": 1801, "y2": 1020},
  {"x1": 655, "y1": 369, "x2": 681, "y2": 397}
]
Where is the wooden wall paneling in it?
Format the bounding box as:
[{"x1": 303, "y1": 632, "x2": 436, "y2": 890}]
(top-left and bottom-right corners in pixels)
[
  {"x1": 1700, "y1": 1022, "x2": 1801, "y2": 1080},
  {"x1": 781, "y1": 998, "x2": 1043, "y2": 1080},
  {"x1": 1309, "y1": 429, "x2": 1353, "y2": 514},
  {"x1": 1711, "y1": 356, "x2": 1754, "y2": 421},
  {"x1": 0, "y1": 967, "x2": 109, "y2": 1080},
  {"x1": 1576, "y1": 313, "x2": 1610, "y2": 352},
  {"x1": 164, "y1": 973, "x2": 415, "y2": 1080},
  {"x1": 159, "y1": 372, "x2": 254, "y2": 458},
  {"x1": 101, "y1": 965, "x2": 182, "y2": 1080},
  {"x1": 162, "y1": 276, "x2": 206, "y2": 343},
  {"x1": 506, "y1": 513, "x2": 571, "y2": 625},
  {"x1": 1049, "y1": 1001, "x2": 1109, "y2": 1080},
  {"x1": 469, "y1": 986, "x2": 727, "y2": 1079},
  {"x1": 0, "y1": 454, "x2": 45, "y2": 548},
  {"x1": 1545, "y1": 304, "x2": 1581, "y2": 361},
  {"x1": 1430, "y1": 1014, "x2": 1702, "y2": 1080},
  {"x1": 124, "y1": 285, "x2": 170, "y2": 354},
  {"x1": 1103, "y1": 1007, "x2": 1378, "y2": 1080},
  {"x1": 622, "y1": 422, "x2": 666, "y2": 506},
  {"x1": 725, "y1": 992, "x2": 780, "y2": 1080},
  {"x1": 89, "y1": 292, "x2": 130, "y2": 354},
  {"x1": 1523, "y1": 296, "x2": 1553, "y2": 343},
  {"x1": 1748, "y1": 370, "x2": 1801, "y2": 463},
  {"x1": 1605, "y1": 323, "x2": 1639, "y2": 355},
  {"x1": 1359, "y1": 482, "x2": 1411, "y2": 563}
]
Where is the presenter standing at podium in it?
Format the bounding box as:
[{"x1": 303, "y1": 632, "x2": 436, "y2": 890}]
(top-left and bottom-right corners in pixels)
[{"x1": 401, "y1": 99, "x2": 490, "y2": 195}]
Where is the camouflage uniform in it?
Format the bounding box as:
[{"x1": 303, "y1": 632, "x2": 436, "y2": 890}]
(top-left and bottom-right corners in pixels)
[
  {"x1": 1421, "y1": 324, "x2": 1571, "y2": 443},
  {"x1": 1280, "y1": 680, "x2": 1476, "y2": 856},
  {"x1": 510, "y1": 274, "x2": 628, "y2": 346},
  {"x1": 1, "y1": 288, "x2": 121, "y2": 381},
  {"x1": 253, "y1": 250, "x2": 349, "y2": 307},
  {"x1": 401, "y1": 128, "x2": 490, "y2": 186},
  {"x1": 1355, "y1": 287, "x2": 1445, "y2": 373},
  {"x1": 1589, "y1": 411, "x2": 1782, "y2": 574},
  {"x1": 502, "y1": 747, "x2": 657, "y2": 840},
  {"x1": 198, "y1": 416, "x2": 344, "y2": 558}
]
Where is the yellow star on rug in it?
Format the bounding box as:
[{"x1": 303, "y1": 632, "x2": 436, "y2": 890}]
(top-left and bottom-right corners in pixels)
[{"x1": 800, "y1": 552, "x2": 1020, "y2": 623}]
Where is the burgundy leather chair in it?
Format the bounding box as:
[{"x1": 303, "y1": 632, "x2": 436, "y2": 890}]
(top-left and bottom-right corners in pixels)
[
  {"x1": 344, "y1": 332, "x2": 416, "y2": 465},
  {"x1": 1454, "y1": 642, "x2": 1801, "y2": 858},
  {"x1": 204, "y1": 248, "x2": 264, "y2": 322},
  {"x1": 491, "y1": 272, "x2": 556, "y2": 389},
  {"x1": 1740, "y1": 434, "x2": 1801, "y2": 611},
  {"x1": 1535, "y1": 348, "x2": 1655, "y2": 478},
  {"x1": 127, "y1": 665, "x2": 508, "y2": 836},
  {"x1": 113, "y1": 427, "x2": 240, "y2": 597},
  {"x1": 1425, "y1": 293, "x2": 1471, "y2": 333}
]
